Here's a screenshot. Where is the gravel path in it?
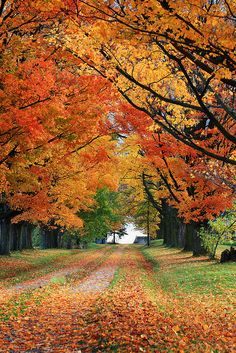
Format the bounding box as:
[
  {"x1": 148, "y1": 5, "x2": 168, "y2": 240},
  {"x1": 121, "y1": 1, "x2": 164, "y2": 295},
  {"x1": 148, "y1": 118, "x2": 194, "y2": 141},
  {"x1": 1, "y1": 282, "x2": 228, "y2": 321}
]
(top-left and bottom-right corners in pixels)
[
  {"x1": 72, "y1": 248, "x2": 124, "y2": 294},
  {"x1": 74, "y1": 266, "x2": 117, "y2": 293}
]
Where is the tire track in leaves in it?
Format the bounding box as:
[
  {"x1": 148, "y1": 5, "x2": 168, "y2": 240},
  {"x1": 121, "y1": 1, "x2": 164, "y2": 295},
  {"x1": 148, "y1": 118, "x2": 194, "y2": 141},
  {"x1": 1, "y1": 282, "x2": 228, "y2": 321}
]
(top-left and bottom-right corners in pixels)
[
  {"x1": 1, "y1": 247, "x2": 112, "y2": 296},
  {"x1": 72, "y1": 248, "x2": 124, "y2": 294},
  {"x1": 0, "y1": 247, "x2": 124, "y2": 353},
  {"x1": 0, "y1": 246, "x2": 234, "y2": 352},
  {"x1": 0, "y1": 246, "x2": 117, "y2": 324}
]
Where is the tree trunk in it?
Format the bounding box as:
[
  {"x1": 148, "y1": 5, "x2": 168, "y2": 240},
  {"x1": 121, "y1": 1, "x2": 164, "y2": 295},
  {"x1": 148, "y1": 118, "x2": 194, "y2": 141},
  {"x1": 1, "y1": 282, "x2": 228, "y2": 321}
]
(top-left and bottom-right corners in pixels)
[
  {"x1": 21, "y1": 223, "x2": 33, "y2": 250},
  {"x1": 192, "y1": 222, "x2": 207, "y2": 256},
  {"x1": 177, "y1": 222, "x2": 186, "y2": 248},
  {"x1": 183, "y1": 222, "x2": 193, "y2": 251},
  {"x1": 162, "y1": 201, "x2": 171, "y2": 246},
  {"x1": 0, "y1": 218, "x2": 10, "y2": 255},
  {"x1": 57, "y1": 232, "x2": 63, "y2": 248},
  {"x1": 162, "y1": 202, "x2": 182, "y2": 247},
  {"x1": 9, "y1": 223, "x2": 18, "y2": 251},
  {"x1": 66, "y1": 235, "x2": 72, "y2": 249},
  {"x1": 184, "y1": 221, "x2": 207, "y2": 256},
  {"x1": 40, "y1": 227, "x2": 59, "y2": 249},
  {"x1": 157, "y1": 215, "x2": 165, "y2": 240},
  {"x1": 158, "y1": 200, "x2": 207, "y2": 255}
]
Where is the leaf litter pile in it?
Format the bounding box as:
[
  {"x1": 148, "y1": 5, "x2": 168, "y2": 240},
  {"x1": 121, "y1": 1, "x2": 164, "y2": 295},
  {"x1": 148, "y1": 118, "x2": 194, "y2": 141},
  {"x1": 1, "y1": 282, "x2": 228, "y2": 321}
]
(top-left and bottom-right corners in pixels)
[{"x1": 0, "y1": 246, "x2": 235, "y2": 353}]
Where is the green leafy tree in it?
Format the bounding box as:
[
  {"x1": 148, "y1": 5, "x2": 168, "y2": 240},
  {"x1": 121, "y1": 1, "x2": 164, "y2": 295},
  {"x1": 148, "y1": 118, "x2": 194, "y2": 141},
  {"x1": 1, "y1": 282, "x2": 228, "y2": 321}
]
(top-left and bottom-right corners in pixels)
[
  {"x1": 78, "y1": 188, "x2": 123, "y2": 243},
  {"x1": 200, "y1": 206, "x2": 236, "y2": 259}
]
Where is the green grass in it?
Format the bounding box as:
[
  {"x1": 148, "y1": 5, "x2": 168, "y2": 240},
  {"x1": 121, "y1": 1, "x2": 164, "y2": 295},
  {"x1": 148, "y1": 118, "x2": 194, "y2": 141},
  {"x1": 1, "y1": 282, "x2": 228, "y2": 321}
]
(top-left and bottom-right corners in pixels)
[
  {"x1": 50, "y1": 275, "x2": 67, "y2": 285},
  {"x1": 109, "y1": 268, "x2": 126, "y2": 289},
  {"x1": 157, "y1": 262, "x2": 235, "y2": 296},
  {"x1": 86, "y1": 242, "x2": 105, "y2": 250},
  {"x1": 142, "y1": 240, "x2": 236, "y2": 297},
  {"x1": 221, "y1": 240, "x2": 236, "y2": 247},
  {"x1": 4, "y1": 248, "x2": 78, "y2": 264}
]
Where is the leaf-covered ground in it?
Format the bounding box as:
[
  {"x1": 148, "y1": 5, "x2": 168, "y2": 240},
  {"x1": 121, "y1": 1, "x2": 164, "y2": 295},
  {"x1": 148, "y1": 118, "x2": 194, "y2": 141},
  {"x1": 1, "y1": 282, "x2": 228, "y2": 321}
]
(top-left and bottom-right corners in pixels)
[
  {"x1": 0, "y1": 245, "x2": 107, "y2": 286},
  {"x1": 0, "y1": 244, "x2": 235, "y2": 352}
]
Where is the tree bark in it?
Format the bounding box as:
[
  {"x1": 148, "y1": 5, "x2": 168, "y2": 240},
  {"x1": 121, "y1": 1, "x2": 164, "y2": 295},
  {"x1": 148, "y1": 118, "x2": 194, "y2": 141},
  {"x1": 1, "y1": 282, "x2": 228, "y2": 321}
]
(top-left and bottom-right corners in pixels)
[
  {"x1": 183, "y1": 222, "x2": 194, "y2": 251},
  {"x1": 184, "y1": 221, "x2": 207, "y2": 256},
  {"x1": 177, "y1": 222, "x2": 186, "y2": 248},
  {"x1": 40, "y1": 227, "x2": 59, "y2": 249},
  {"x1": 0, "y1": 218, "x2": 10, "y2": 255}
]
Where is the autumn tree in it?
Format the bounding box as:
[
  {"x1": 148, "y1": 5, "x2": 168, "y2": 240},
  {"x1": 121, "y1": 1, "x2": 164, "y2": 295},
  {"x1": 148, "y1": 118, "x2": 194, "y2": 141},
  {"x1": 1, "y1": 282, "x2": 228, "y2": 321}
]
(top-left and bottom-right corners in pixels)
[
  {"x1": 54, "y1": 0, "x2": 236, "y2": 254},
  {"x1": 1, "y1": 0, "x2": 235, "y2": 256},
  {"x1": 115, "y1": 101, "x2": 234, "y2": 254},
  {"x1": 64, "y1": 0, "x2": 236, "y2": 165},
  {"x1": 118, "y1": 155, "x2": 160, "y2": 241},
  {"x1": 0, "y1": 0, "x2": 123, "y2": 254}
]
